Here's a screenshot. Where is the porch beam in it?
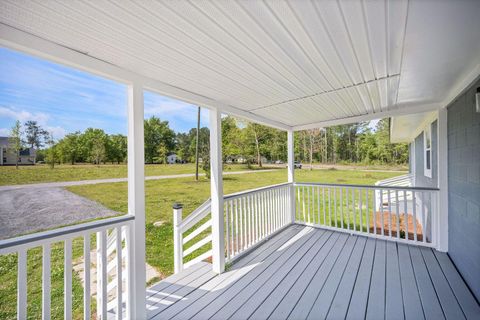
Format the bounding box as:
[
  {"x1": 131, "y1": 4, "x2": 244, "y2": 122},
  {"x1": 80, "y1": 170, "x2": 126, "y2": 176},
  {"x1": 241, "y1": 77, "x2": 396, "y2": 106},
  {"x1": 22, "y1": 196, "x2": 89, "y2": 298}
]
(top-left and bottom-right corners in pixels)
[
  {"x1": 127, "y1": 83, "x2": 146, "y2": 319},
  {"x1": 287, "y1": 131, "x2": 295, "y2": 223},
  {"x1": 209, "y1": 108, "x2": 225, "y2": 274},
  {"x1": 293, "y1": 102, "x2": 442, "y2": 131},
  {"x1": 437, "y1": 108, "x2": 448, "y2": 252}
]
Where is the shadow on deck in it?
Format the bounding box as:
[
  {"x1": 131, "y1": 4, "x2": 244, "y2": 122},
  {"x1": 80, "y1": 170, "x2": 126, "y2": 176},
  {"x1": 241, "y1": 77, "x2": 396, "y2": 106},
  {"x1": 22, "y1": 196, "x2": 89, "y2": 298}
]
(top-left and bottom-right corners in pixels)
[{"x1": 144, "y1": 225, "x2": 479, "y2": 320}]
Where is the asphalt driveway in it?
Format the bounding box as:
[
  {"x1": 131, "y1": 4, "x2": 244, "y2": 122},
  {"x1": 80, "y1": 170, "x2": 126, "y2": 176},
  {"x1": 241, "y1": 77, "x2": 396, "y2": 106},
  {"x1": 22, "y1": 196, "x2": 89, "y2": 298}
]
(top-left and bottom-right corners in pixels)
[{"x1": 0, "y1": 188, "x2": 119, "y2": 240}]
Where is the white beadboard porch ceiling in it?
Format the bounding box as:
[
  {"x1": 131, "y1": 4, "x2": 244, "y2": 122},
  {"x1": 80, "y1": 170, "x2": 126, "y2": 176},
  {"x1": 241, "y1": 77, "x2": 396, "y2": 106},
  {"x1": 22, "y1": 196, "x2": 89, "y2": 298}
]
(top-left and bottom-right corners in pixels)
[{"x1": 1, "y1": 0, "x2": 479, "y2": 130}]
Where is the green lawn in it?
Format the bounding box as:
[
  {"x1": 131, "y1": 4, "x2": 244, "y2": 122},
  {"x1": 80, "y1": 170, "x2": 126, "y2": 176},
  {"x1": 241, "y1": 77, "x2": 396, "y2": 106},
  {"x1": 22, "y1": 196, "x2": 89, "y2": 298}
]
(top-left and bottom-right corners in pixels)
[
  {"x1": 67, "y1": 168, "x2": 403, "y2": 277},
  {"x1": 0, "y1": 168, "x2": 404, "y2": 319},
  {"x1": 0, "y1": 163, "x2": 266, "y2": 186}
]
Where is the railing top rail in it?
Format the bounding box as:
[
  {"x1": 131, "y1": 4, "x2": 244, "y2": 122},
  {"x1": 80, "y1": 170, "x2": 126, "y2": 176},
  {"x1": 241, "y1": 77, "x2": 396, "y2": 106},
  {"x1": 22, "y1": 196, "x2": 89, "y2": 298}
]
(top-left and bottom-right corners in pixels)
[
  {"x1": 179, "y1": 198, "x2": 211, "y2": 231},
  {"x1": 223, "y1": 182, "x2": 292, "y2": 200},
  {"x1": 0, "y1": 215, "x2": 134, "y2": 251},
  {"x1": 294, "y1": 181, "x2": 439, "y2": 192}
]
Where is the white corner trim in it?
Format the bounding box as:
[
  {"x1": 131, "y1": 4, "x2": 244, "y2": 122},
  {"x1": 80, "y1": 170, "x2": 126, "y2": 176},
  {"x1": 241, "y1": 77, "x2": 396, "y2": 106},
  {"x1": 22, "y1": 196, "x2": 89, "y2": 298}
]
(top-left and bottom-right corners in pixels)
[{"x1": 437, "y1": 108, "x2": 448, "y2": 252}]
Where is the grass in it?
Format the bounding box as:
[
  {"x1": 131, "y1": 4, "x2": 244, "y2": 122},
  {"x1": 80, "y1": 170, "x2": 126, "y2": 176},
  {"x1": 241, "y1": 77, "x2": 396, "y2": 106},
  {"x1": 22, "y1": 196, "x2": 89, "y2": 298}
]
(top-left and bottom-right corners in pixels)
[
  {"x1": 0, "y1": 163, "x2": 268, "y2": 186},
  {"x1": 67, "y1": 169, "x2": 403, "y2": 277},
  {"x1": 0, "y1": 168, "x2": 404, "y2": 319}
]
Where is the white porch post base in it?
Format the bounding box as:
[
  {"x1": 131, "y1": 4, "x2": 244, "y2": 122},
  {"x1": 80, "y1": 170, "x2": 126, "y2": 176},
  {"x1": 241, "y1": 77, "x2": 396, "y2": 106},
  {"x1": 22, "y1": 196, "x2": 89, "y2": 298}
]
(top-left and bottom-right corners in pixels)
[
  {"x1": 287, "y1": 130, "x2": 295, "y2": 223},
  {"x1": 209, "y1": 109, "x2": 225, "y2": 274},
  {"x1": 127, "y1": 83, "x2": 146, "y2": 319}
]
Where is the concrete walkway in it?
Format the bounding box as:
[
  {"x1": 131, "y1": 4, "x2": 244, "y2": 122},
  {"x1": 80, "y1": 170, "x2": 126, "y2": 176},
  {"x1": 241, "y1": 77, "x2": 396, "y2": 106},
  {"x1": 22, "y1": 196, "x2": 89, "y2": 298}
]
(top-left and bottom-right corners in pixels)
[{"x1": 0, "y1": 169, "x2": 278, "y2": 191}]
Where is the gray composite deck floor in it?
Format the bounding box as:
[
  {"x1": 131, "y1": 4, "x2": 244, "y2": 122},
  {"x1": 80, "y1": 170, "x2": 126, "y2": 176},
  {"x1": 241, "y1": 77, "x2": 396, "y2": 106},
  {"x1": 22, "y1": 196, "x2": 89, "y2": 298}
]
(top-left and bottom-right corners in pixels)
[{"x1": 146, "y1": 225, "x2": 480, "y2": 320}]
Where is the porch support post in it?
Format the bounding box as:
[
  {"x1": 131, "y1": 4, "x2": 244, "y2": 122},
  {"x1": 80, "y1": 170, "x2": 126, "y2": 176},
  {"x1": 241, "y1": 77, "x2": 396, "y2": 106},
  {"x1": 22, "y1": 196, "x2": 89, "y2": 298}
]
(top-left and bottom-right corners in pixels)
[
  {"x1": 437, "y1": 108, "x2": 448, "y2": 252},
  {"x1": 127, "y1": 82, "x2": 146, "y2": 319},
  {"x1": 287, "y1": 130, "x2": 295, "y2": 223},
  {"x1": 0, "y1": 146, "x2": 3, "y2": 165},
  {"x1": 209, "y1": 108, "x2": 225, "y2": 274}
]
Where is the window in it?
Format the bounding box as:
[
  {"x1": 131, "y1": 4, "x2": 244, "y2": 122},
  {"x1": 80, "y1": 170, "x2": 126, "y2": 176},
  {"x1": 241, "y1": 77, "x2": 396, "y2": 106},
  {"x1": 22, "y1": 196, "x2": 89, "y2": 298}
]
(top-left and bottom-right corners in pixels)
[{"x1": 424, "y1": 125, "x2": 432, "y2": 178}]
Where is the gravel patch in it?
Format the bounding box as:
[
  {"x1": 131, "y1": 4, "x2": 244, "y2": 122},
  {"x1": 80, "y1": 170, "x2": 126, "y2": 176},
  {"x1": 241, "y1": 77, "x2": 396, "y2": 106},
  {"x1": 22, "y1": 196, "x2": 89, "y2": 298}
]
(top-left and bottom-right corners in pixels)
[{"x1": 0, "y1": 187, "x2": 120, "y2": 239}]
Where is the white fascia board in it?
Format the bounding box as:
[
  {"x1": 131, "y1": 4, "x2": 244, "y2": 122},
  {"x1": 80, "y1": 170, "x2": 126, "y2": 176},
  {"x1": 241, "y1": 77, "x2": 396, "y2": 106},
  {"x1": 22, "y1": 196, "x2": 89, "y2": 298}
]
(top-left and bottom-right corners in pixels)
[
  {"x1": 292, "y1": 102, "x2": 442, "y2": 131},
  {"x1": 0, "y1": 24, "x2": 291, "y2": 131},
  {"x1": 442, "y1": 63, "x2": 480, "y2": 110}
]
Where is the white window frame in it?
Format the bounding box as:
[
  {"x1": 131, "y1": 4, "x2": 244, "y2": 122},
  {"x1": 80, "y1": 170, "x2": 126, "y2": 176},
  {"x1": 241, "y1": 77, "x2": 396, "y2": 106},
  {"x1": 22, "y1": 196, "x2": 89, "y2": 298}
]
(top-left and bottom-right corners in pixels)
[{"x1": 424, "y1": 124, "x2": 432, "y2": 178}]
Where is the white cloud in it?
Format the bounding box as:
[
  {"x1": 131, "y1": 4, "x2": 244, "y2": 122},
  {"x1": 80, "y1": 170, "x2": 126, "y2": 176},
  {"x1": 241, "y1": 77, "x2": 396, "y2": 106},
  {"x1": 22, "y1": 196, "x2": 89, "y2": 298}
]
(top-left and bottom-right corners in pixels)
[
  {"x1": 0, "y1": 106, "x2": 67, "y2": 139},
  {"x1": 0, "y1": 106, "x2": 50, "y2": 126},
  {"x1": 0, "y1": 128, "x2": 10, "y2": 136}
]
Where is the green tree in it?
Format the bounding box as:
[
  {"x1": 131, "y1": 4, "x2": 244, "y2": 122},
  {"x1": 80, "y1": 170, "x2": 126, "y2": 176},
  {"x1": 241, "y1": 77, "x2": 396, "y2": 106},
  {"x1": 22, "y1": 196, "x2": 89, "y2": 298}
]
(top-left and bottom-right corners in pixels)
[
  {"x1": 144, "y1": 116, "x2": 175, "y2": 164},
  {"x1": 9, "y1": 120, "x2": 23, "y2": 169},
  {"x1": 107, "y1": 134, "x2": 127, "y2": 164},
  {"x1": 44, "y1": 133, "x2": 57, "y2": 169},
  {"x1": 80, "y1": 128, "x2": 108, "y2": 164},
  {"x1": 24, "y1": 120, "x2": 48, "y2": 150},
  {"x1": 57, "y1": 132, "x2": 81, "y2": 165}
]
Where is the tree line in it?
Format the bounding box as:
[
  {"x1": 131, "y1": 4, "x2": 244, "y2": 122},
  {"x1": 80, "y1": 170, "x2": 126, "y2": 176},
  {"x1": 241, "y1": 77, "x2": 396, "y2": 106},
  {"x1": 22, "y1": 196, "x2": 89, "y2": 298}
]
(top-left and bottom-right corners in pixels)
[{"x1": 9, "y1": 115, "x2": 408, "y2": 169}]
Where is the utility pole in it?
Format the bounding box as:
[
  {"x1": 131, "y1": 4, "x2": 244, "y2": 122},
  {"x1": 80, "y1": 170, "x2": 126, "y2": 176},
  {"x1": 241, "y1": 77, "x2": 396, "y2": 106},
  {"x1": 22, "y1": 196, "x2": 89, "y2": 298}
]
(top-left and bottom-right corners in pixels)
[{"x1": 195, "y1": 106, "x2": 200, "y2": 181}]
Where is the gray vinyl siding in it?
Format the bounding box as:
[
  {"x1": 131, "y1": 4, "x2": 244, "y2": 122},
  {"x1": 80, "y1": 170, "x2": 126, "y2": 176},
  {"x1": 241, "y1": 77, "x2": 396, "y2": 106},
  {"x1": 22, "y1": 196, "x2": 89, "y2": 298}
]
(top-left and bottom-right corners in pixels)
[
  {"x1": 413, "y1": 120, "x2": 438, "y2": 188},
  {"x1": 447, "y1": 77, "x2": 480, "y2": 301}
]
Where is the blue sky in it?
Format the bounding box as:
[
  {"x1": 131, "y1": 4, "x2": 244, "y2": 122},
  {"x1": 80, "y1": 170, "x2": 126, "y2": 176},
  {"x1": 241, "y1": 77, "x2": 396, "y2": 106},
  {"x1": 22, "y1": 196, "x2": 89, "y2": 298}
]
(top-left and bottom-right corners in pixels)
[{"x1": 0, "y1": 47, "x2": 208, "y2": 139}]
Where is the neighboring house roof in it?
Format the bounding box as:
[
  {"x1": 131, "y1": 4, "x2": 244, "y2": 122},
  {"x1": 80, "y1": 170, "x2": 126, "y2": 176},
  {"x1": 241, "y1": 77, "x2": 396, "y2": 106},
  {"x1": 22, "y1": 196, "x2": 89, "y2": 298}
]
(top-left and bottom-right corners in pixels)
[
  {"x1": 0, "y1": 137, "x2": 9, "y2": 148},
  {"x1": 390, "y1": 112, "x2": 437, "y2": 143}
]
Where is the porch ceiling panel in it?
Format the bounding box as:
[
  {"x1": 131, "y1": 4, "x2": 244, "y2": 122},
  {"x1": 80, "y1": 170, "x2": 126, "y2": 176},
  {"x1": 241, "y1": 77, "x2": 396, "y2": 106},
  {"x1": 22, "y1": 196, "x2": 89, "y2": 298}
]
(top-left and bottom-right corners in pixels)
[{"x1": 1, "y1": 0, "x2": 479, "y2": 129}]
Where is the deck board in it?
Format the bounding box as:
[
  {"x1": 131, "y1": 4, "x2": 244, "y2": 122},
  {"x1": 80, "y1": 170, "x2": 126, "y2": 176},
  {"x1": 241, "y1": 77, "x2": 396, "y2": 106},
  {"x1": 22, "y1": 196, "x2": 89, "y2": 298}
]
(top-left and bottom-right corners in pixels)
[
  {"x1": 146, "y1": 225, "x2": 479, "y2": 320},
  {"x1": 150, "y1": 225, "x2": 302, "y2": 319},
  {"x1": 367, "y1": 239, "x2": 386, "y2": 320},
  {"x1": 398, "y1": 243, "x2": 425, "y2": 320},
  {"x1": 345, "y1": 238, "x2": 376, "y2": 320},
  {"x1": 252, "y1": 232, "x2": 341, "y2": 319},
  {"x1": 385, "y1": 241, "x2": 404, "y2": 320}
]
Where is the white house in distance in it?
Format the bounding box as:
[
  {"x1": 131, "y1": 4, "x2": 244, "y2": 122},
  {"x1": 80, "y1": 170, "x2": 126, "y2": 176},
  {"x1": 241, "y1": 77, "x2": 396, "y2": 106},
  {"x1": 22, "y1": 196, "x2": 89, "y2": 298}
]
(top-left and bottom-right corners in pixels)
[
  {"x1": 166, "y1": 153, "x2": 178, "y2": 164},
  {"x1": 0, "y1": 1, "x2": 479, "y2": 320},
  {"x1": 0, "y1": 137, "x2": 36, "y2": 166}
]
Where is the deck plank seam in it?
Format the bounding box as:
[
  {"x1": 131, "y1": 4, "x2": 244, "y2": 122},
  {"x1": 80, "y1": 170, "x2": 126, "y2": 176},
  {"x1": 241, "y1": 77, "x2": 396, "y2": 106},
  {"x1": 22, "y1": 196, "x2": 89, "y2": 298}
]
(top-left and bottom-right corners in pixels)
[
  {"x1": 287, "y1": 233, "x2": 350, "y2": 319},
  {"x1": 216, "y1": 229, "x2": 327, "y2": 319},
  {"x1": 244, "y1": 230, "x2": 335, "y2": 320},
  {"x1": 154, "y1": 227, "x2": 303, "y2": 319},
  {"x1": 191, "y1": 227, "x2": 319, "y2": 319},
  {"x1": 395, "y1": 242, "x2": 406, "y2": 320},
  {"x1": 322, "y1": 236, "x2": 364, "y2": 319},
  {"x1": 264, "y1": 232, "x2": 342, "y2": 320},
  {"x1": 342, "y1": 235, "x2": 369, "y2": 319},
  {"x1": 419, "y1": 247, "x2": 448, "y2": 320},
  {"x1": 432, "y1": 250, "x2": 470, "y2": 319},
  {"x1": 363, "y1": 238, "x2": 377, "y2": 320},
  {"x1": 407, "y1": 245, "x2": 427, "y2": 320}
]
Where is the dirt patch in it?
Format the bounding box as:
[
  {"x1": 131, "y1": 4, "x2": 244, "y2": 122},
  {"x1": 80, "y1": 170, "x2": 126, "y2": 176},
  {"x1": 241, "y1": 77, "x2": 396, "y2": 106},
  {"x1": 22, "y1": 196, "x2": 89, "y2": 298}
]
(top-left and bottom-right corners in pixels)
[{"x1": 368, "y1": 212, "x2": 423, "y2": 241}]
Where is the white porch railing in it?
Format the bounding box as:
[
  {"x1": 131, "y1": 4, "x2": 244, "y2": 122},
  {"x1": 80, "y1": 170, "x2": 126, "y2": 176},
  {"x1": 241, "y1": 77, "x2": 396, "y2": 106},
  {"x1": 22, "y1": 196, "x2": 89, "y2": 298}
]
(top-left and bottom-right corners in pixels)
[
  {"x1": 174, "y1": 181, "x2": 439, "y2": 274},
  {"x1": 294, "y1": 182, "x2": 439, "y2": 247},
  {"x1": 223, "y1": 183, "x2": 292, "y2": 262},
  {"x1": 0, "y1": 215, "x2": 134, "y2": 320},
  {"x1": 172, "y1": 199, "x2": 213, "y2": 273},
  {"x1": 172, "y1": 183, "x2": 292, "y2": 273}
]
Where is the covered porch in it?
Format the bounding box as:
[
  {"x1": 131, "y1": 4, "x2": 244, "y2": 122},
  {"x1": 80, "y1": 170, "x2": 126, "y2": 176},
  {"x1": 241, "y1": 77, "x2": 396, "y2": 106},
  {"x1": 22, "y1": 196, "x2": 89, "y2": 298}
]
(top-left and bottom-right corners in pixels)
[
  {"x1": 147, "y1": 225, "x2": 479, "y2": 320},
  {"x1": 1, "y1": 0, "x2": 480, "y2": 319}
]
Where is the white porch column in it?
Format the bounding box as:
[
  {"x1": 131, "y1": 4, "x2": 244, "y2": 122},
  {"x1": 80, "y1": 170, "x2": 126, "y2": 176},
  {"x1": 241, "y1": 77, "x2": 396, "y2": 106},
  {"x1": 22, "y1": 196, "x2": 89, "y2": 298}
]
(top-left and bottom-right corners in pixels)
[
  {"x1": 127, "y1": 82, "x2": 146, "y2": 319},
  {"x1": 437, "y1": 108, "x2": 448, "y2": 252},
  {"x1": 287, "y1": 130, "x2": 295, "y2": 223},
  {"x1": 209, "y1": 108, "x2": 225, "y2": 274},
  {"x1": 0, "y1": 146, "x2": 3, "y2": 165}
]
